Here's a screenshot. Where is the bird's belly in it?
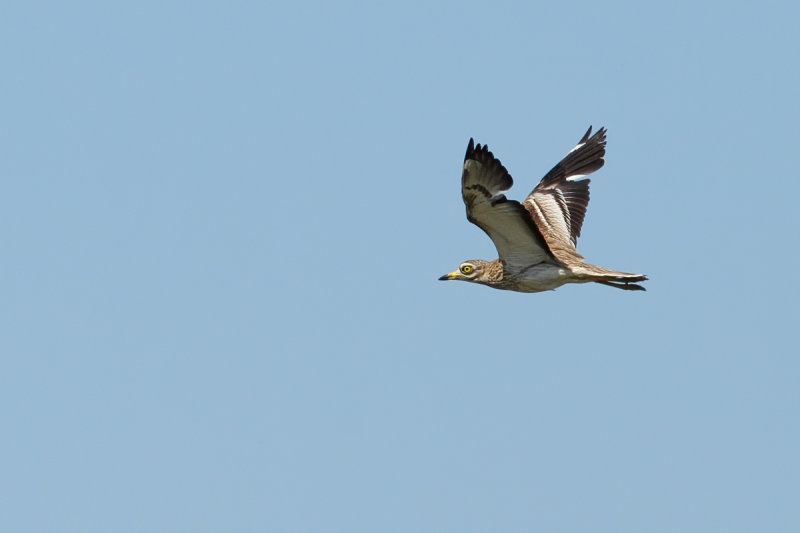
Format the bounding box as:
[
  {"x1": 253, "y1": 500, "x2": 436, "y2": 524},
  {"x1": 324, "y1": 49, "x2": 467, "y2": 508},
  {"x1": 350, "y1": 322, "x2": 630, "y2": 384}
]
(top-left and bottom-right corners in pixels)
[{"x1": 507, "y1": 264, "x2": 577, "y2": 293}]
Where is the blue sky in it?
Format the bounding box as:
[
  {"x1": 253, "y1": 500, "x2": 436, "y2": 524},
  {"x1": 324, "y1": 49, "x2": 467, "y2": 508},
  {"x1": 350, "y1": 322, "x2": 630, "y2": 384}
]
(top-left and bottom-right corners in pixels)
[{"x1": 2, "y1": 1, "x2": 798, "y2": 532}]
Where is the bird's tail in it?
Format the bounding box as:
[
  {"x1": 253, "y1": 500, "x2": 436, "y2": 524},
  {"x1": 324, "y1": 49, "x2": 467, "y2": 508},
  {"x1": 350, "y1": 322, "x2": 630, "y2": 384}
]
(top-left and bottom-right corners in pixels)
[{"x1": 576, "y1": 263, "x2": 648, "y2": 291}]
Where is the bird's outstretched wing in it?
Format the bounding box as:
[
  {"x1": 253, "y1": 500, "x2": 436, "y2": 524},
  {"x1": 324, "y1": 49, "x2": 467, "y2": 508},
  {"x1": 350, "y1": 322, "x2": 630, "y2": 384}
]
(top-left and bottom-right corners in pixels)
[
  {"x1": 523, "y1": 126, "x2": 607, "y2": 265},
  {"x1": 461, "y1": 139, "x2": 552, "y2": 268}
]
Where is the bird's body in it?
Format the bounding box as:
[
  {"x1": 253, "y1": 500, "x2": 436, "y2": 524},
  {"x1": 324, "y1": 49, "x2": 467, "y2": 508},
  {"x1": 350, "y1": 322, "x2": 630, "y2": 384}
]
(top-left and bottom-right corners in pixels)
[{"x1": 439, "y1": 127, "x2": 647, "y2": 293}]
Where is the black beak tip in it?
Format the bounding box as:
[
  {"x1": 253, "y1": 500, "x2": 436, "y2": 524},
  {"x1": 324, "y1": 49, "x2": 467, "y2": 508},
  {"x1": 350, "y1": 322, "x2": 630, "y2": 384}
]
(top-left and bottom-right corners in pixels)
[{"x1": 438, "y1": 274, "x2": 450, "y2": 281}]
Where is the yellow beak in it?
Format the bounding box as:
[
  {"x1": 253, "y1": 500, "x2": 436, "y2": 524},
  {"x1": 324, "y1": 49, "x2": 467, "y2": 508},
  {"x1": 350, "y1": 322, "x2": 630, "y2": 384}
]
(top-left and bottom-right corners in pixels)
[{"x1": 438, "y1": 270, "x2": 460, "y2": 281}]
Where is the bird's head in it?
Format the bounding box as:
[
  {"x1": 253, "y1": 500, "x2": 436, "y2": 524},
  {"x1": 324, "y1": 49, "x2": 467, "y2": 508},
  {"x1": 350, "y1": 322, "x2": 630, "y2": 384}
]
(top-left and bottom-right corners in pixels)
[{"x1": 438, "y1": 260, "x2": 490, "y2": 284}]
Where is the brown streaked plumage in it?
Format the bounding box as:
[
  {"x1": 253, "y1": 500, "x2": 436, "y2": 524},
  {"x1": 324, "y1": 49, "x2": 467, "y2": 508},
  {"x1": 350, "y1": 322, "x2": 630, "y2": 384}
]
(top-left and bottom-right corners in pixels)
[{"x1": 439, "y1": 127, "x2": 647, "y2": 293}]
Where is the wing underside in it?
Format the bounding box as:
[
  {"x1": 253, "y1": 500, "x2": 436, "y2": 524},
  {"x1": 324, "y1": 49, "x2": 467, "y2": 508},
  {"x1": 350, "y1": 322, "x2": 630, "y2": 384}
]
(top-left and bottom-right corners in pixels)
[{"x1": 461, "y1": 139, "x2": 552, "y2": 268}]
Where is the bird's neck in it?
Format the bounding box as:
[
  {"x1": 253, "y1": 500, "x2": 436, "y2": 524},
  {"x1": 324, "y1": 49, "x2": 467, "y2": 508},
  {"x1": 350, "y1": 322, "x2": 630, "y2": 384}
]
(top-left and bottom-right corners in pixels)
[{"x1": 486, "y1": 260, "x2": 505, "y2": 282}]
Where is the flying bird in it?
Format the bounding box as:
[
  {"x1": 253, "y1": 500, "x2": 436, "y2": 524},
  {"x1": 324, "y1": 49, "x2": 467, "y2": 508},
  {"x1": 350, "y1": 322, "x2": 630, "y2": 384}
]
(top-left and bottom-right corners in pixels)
[{"x1": 439, "y1": 127, "x2": 647, "y2": 292}]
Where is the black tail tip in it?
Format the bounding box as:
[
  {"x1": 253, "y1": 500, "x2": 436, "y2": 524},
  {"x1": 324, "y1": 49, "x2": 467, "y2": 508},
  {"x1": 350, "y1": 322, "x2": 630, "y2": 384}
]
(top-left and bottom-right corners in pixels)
[{"x1": 596, "y1": 280, "x2": 647, "y2": 291}]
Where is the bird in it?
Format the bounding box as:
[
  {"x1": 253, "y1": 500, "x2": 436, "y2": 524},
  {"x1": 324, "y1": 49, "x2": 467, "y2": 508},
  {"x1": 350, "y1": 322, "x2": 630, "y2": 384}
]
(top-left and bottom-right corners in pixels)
[{"x1": 439, "y1": 127, "x2": 647, "y2": 293}]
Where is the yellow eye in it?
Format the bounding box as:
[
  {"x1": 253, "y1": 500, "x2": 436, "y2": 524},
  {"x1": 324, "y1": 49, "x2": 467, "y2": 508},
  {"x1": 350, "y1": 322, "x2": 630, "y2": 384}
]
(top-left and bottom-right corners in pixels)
[{"x1": 460, "y1": 265, "x2": 473, "y2": 275}]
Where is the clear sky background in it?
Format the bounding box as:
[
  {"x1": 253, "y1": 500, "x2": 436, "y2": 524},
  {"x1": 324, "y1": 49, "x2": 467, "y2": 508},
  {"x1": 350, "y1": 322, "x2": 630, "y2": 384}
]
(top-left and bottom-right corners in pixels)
[{"x1": 2, "y1": 1, "x2": 798, "y2": 532}]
